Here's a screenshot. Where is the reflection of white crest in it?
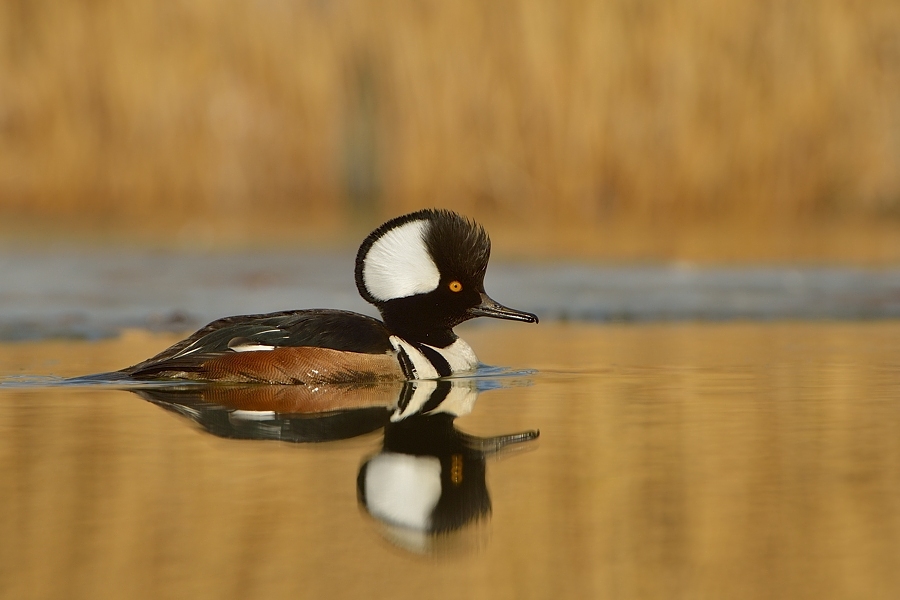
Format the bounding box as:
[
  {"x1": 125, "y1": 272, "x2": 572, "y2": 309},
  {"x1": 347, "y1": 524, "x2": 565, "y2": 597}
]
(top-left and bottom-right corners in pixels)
[
  {"x1": 362, "y1": 219, "x2": 440, "y2": 301},
  {"x1": 364, "y1": 453, "x2": 442, "y2": 531},
  {"x1": 391, "y1": 379, "x2": 479, "y2": 422}
]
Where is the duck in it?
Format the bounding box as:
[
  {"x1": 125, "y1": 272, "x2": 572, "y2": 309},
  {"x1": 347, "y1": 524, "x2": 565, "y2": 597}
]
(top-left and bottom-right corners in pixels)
[{"x1": 120, "y1": 209, "x2": 538, "y2": 384}]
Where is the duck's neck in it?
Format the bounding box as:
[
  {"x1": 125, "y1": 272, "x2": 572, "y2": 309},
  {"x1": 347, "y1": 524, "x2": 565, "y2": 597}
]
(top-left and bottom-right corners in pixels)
[
  {"x1": 378, "y1": 305, "x2": 458, "y2": 348},
  {"x1": 387, "y1": 320, "x2": 458, "y2": 349}
]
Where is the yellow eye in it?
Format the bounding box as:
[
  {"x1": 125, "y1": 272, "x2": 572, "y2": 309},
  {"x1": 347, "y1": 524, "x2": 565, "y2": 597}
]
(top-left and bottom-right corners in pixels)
[{"x1": 448, "y1": 280, "x2": 463, "y2": 292}]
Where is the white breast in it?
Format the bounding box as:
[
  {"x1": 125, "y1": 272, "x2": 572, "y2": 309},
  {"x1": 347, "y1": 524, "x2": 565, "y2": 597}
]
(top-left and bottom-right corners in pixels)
[
  {"x1": 389, "y1": 336, "x2": 480, "y2": 380},
  {"x1": 390, "y1": 336, "x2": 439, "y2": 379},
  {"x1": 430, "y1": 338, "x2": 479, "y2": 372}
]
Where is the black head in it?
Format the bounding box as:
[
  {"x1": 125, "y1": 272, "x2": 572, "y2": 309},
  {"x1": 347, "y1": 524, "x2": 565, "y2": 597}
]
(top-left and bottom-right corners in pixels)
[{"x1": 355, "y1": 209, "x2": 537, "y2": 346}]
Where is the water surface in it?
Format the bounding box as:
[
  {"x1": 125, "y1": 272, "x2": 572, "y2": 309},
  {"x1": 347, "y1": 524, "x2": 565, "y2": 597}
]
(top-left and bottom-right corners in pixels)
[
  {"x1": 5, "y1": 248, "x2": 900, "y2": 340},
  {"x1": 1, "y1": 322, "x2": 899, "y2": 599}
]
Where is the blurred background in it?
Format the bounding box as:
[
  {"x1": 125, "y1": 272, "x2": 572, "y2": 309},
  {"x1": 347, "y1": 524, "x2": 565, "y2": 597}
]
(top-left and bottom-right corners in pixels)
[
  {"x1": 1, "y1": 0, "x2": 899, "y2": 261},
  {"x1": 4, "y1": 7, "x2": 900, "y2": 597}
]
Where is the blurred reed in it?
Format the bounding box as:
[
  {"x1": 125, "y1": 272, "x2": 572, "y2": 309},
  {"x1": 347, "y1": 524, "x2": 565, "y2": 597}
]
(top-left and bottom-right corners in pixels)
[{"x1": 1, "y1": 0, "x2": 899, "y2": 237}]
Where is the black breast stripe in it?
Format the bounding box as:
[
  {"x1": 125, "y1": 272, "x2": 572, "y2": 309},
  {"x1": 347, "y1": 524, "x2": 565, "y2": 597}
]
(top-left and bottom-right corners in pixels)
[
  {"x1": 415, "y1": 344, "x2": 452, "y2": 378},
  {"x1": 396, "y1": 346, "x2": 416, "y2": 380}
]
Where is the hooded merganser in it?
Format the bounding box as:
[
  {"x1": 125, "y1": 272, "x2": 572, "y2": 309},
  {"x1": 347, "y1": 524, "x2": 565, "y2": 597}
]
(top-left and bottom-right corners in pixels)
[{"x1": 121, "y1": 209, "x2": 538, "y2": 384}]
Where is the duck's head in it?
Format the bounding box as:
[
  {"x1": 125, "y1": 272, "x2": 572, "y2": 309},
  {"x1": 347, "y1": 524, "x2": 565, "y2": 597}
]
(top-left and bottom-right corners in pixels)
[{"x1": 355, "y1": 209, "x2": 538, "y2": 346}]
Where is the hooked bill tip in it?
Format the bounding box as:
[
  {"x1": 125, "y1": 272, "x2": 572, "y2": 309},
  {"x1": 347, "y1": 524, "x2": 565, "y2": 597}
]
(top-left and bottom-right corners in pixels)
[{"x1": 470, "y1": 294, "x2": 539, "y2": 323}]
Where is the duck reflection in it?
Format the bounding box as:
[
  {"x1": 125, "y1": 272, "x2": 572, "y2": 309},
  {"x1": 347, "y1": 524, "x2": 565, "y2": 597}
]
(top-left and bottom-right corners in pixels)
[
  {"x1": 133, "y1": 377, "x2": 538, "y2": 551},
  {"x1": 358, "y1": 379, "x2": 538, "y2": 552},
  {"x1": 133, "y1": 382, "x2": 402, "y2": 442}
]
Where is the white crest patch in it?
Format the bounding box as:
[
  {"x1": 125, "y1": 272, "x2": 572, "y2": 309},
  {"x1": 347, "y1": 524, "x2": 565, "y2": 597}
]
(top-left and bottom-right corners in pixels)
[
  {"x1": 364, "y1": 453, "x2": 442, "y2": 530},
  {"x1": 363, "y1": 219, "x2": 440, "y2": 301}
]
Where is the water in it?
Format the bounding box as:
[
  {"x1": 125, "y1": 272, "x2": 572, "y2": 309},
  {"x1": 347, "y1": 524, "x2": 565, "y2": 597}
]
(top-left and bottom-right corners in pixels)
[
  {"x1": 4, "y1": 248, "x2": 900, "y2": 341},
  {"x1": 1, "y1": 321, "x2": 899, "y2": 599}
]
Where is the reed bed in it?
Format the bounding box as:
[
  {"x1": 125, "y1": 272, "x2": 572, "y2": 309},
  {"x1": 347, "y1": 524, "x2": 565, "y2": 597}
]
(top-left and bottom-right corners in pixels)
[{"x1": 1, "y1": 0, "x2": 898, "y2": 234}]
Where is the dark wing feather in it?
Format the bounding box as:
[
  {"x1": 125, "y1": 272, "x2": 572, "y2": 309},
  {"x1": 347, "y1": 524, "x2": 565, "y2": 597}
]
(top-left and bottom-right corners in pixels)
[{"x1": 123, "y1": 309, "x2": 393, "y2": 378}]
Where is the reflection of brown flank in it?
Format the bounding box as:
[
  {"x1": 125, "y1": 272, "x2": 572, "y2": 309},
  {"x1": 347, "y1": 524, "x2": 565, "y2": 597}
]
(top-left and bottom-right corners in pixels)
[
  {"x1": 159, "y1": 347, "x2": 404, "y2": 385},
  {"x1": 193, "y1": 382, "x2": 405, "y2": 414}
]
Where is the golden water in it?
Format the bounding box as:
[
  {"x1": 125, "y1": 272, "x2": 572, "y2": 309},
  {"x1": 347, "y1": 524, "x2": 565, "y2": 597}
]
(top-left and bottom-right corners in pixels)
[{"x1": 1, "y1": 322, "x2": 899, "y2": 599}]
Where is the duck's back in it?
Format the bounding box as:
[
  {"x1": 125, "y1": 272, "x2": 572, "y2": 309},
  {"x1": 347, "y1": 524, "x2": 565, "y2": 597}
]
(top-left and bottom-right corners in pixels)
[{"x1": 124, "y1": 309, "x2": 402, "y2": 384}]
